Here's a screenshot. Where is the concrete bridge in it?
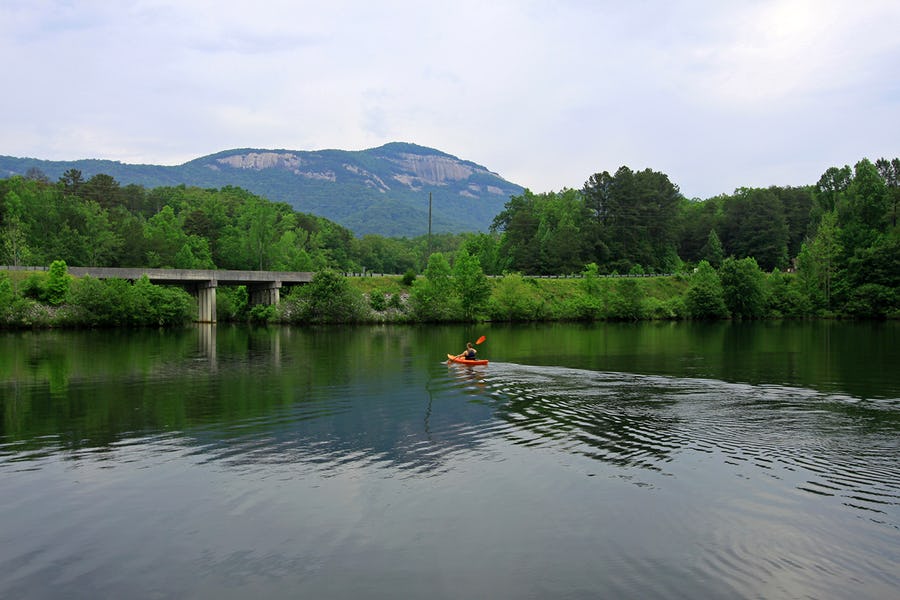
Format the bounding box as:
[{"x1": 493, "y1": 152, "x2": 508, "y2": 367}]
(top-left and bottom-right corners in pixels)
[{"x1": 4, "y1": 266, "x2": 313, "y2": 323}]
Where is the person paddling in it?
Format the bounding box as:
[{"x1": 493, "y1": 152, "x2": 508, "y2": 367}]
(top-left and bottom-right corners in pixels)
[
  {"x1": 460, "y1": 342, "x2": 477, "y2": 360},
  {"x1": 449, "y1": 336, "x2": 485, "y2": 362}
]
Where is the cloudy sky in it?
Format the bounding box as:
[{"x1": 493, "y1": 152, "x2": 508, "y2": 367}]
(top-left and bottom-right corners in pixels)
[{"x1": 2, "y1": 0, "x2": 898, "y2": 199}]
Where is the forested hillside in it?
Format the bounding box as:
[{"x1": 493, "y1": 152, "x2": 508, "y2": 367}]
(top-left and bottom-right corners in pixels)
[{"x1": 0, "y1": 143, "x2": 522, "y2": 236}]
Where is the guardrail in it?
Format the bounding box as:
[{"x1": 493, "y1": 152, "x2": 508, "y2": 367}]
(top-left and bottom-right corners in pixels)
[{"x1": 343, "y1": 272, "x2": 676, "y2": 279}]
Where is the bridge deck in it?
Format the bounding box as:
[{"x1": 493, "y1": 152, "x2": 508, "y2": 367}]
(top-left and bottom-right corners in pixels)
[{"x1": 60, "y1": 267, "x2": 313, "y2": 286}]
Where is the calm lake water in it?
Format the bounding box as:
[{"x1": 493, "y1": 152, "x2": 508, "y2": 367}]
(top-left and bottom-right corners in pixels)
[{"x1": 1, "y1": 321, "x2": 898, "y2": 599}]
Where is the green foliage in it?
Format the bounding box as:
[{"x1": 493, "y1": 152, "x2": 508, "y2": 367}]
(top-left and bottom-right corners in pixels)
[
  {"x1": 129, "y1": 276, "x2": 194, "y2": 326},
  {"x1": 573, "y1": 263, "x2": 604, "y2": 320},
  {"x1": 0, "y1": 175, "x2": 359, "y2": 272},
  {"x1": 0, "y1": 273, "x2": 13, "y2": 316},
  {"x1": 701, "y1": 229, "x2": 724, "y2": 268},
  {"x1": 796, "y1": 210, "x2": 842, "y2": 311},
  {"x1": 720, "y1": 187, "x2": 789, "y2": 270},
  {"x1": 1, "y1": 144, "x2": 521, "y2": 236},
  {"x1": 249, "y1": 304, "x2": 277, "y2": 323},
  {"x1": 461, "y1": 233, "x2": 504, "y2": 275},
  {"x1": 843, "y1": 284, "x2": 897, "y2": 319},
  {"x1": 487, "y1": 273, "x2": 541, "y2": 321},
  {"x1": 719, "y1": 257, "x2": 766, "y2": 319},
  {"x1": 579, "y1": 263, "x2": 603, "y2": 296},
  {"x1": 65, "y1": 275, "x2": 193, "y2": 327},
  {"x1": 217, "y1": 286, "x2": 249, "y2": 321},
  {"x1": 2, "y1": 152, "x2": 898, "y2": 323},
  {"x1": 46, "y1": 260, "x2": 70, "y2": 306},
  {"x1": 581, "y1": 167, "x2": 682, "y2": 273},
  {"x1": 388, "y1": 293, "x2": 405, "y2": 310},
  {"x1": 606, "y1": 279, "x2": 646, "y2": 321},
  {"x1": 410, "y1": 253, "x2": 458, "y2": 321},
  {"x1": 21, "y1": 272, "x2": 47, "y2": 302},
  {"x1": 765, "y1": 270, "x2": 813, "y2": 318},
  {"x1": 281, "y1": 270, "x2": 367, "y2": 324},
  {"x1": 369, "y1": 292, "x2": 387, "y2": 312},
  {"x1": 453, "y1": 249, "x2": 490, "y2": 321},
  {"x1": 402, "y1": 269, "x2": 417, "y2": 286},
  {"x1": 1, "y1": 188, "x2": 31, "y2": 266},
  {"x1": 685, "y1": 261, "x2": 729, "y2": 319}
]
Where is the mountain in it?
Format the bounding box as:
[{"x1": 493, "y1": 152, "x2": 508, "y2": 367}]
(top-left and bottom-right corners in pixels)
[{"x1": 0, "y1": 142, "x2": 523, "y2": 236}]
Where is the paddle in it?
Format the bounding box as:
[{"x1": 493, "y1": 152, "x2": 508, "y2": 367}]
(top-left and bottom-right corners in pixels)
[{"x1": 450, "y1": 336, "x2": 486, "y2": 361}]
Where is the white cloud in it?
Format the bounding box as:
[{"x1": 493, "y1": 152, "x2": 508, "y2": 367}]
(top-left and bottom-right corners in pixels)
[{"x1": 1, "y1": 0, "x2": 898, "y2": 199}]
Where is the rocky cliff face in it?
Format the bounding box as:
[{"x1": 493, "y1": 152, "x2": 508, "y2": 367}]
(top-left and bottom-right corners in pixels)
[
  {"x1": 210, "y1": 144, "x2": 506, "y2": 196},
  {"x1": 389, "y1": 152, "x2": 475, "y2": 186},
  {"x1": 215, "y1": 152, "x2": 303, "y2": 170}
]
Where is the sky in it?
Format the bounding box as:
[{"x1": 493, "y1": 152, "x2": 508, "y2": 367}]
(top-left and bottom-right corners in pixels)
[{"x1": 2, "y1": 0, "x2": 899, "y2": 199}]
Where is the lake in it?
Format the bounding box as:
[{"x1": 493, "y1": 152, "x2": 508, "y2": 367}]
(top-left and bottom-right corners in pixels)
[{"x1": 1, "y1": 321, "x2": 898, "y2": 599}]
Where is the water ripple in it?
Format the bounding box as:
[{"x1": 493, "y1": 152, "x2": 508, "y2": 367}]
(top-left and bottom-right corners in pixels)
[{"x1": 468, "y1": 362, "x2": 900, "y2": 526}]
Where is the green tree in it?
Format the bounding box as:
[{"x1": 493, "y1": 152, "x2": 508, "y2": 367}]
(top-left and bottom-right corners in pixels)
[
  {"x1": 491, "y1": 190, "x2": 542, "y2": 274},
  {"x1": 685, "y1": 261, "x2": 728, "y2": 319},
  {"x1": 766, "y1": 269, "x2": 812, "y2": 318},
  {"x1": 80, "y1": 200, "x2": 123, "y2": 266},
  {"x1": 290, "y1": 269, "x2": 366, "y2": 323},
  {"x1": 453, "y1": 249, "x2": 490, "y2": 321},
  {"x1": 719, "y1": 257, "x2": 766, "y2": 319},
  {"x1": 82, "y1": 174, "x2": 122, "y2": 210},
  {"x1": 143, "y1": 205, "x2": 187, "y2": 267},
  {"x1": 677, "y1": 195, "x2": 723, "y2": 264},
  {"x1": 46, "y1": 260, "x2": 70, "y2": 306},
  {"x1": 582, "y1": 166, "x2": 682, "y2": 273},
  {"x1": 720, "y1": 187, "x2": 789, "y2": 270},
  {"x1": 1, "y1": 189, "x2": 31, "y2": 266},
  {"x1": 796, "y1": 210, "x2": 842, "y2": 310},
  {"x1": 838, "y1": 158, "x2": 889, "y2": 257},
  {"x1": 875, "y1": 157, "x2": 899, "y2": 228},
  {"x1": 59, "y1": 168, "x2": 84, "y2": 196},
  {"x1": 461, "y1": 233, "x2": 504, "y2": 275},
  {"x1": 411, "y1": 253, "x2": 458, "y2": 321},
  {"x1": 701, "y1": 229, "x2": 724, "y2": 268}
]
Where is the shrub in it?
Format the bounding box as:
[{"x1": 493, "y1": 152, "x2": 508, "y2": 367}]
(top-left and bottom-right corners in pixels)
[
  {"x1": 0, "y1": 273, "x2": 13, "y2": 316},
  {"x1": 606, "y1": 279, "x2": 646, "y2": 321},
  {"x1": 46, "y1": 260, "x2": 70, "y2": 306},
  {"x1": 249, "y1": 303, "x2": 277, "y2": 323},
  {"x1": 766, "y1": 270, "x2": 812, "y2": 318},
  {"x1": 369, "y1": 292, "x2": 387, "y2": 311},
  {"x1": 217, "y1": 286, "x2": 249, "y2": 321},
  {"x1": 67, "y1": 275, "x2": 192, "y2": 327},
  {"x1": 844, "y1": 284, "x2": 897, "y2": 319},
  {"x1": 401, "y1": 269, "x2": 417, "y2": 286},
  {"x1": 487, "y1": 273, "x2": 540, "y2": 321},
  {"x1": 21, "y1": 273, "x2": 47, "y2": 302},
  {"x1": 282, "y1": 270, "x2": 367, "y2": 323},
  {"x1": 686, "y1": 261, "x2": 729, "y2": 319},
  {"x1": 564, "y1": 294, "x2": 603, "y2": 321}
]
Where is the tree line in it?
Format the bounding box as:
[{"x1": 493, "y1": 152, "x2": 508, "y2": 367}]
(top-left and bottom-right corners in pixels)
[{"x1": 2, "y1": 156, "x2": 898, "y2": 322}]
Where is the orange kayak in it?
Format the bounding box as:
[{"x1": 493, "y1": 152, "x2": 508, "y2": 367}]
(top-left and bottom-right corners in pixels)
[{"x1": 447, "y1": 353, "x2": 489, "y2": 366}]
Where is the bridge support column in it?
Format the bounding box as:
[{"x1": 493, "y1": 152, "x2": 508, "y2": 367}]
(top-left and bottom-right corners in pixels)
[
  {"x1": 197, "y1": 281, "x2": 217, "y2": 323},
  {"x1": 250, "y1": 281, "x2": 281, "y2": 307}
]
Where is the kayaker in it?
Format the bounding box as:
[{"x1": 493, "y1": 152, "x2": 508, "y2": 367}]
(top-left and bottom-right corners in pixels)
[{"x1": 461, "y1": 342, "x2": 477, "y2": 360}]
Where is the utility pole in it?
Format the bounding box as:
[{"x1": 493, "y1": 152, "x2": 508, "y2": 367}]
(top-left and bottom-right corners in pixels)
[{"x1": 427, "y1": 192, "x2": 432, "y2": 259}]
